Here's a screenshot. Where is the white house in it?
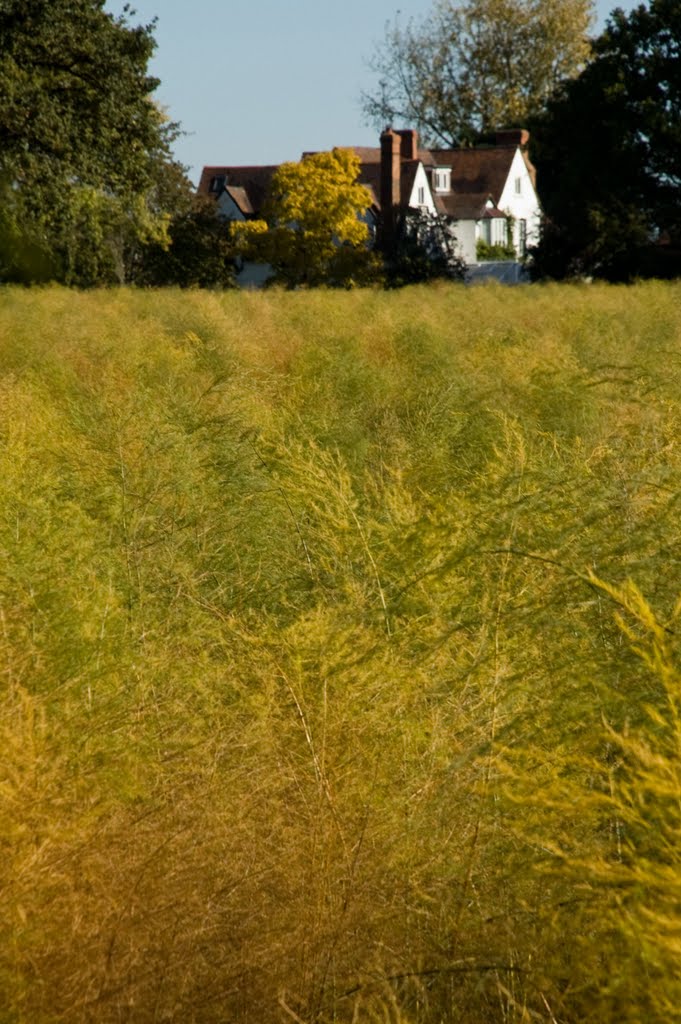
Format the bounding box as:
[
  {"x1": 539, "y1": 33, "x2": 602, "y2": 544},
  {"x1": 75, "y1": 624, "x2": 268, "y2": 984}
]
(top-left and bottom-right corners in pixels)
[
  {"x1": 355, "y1": 127, "x2": 541, "y2": 273},
  {"x1": 197, "y1": 165, "x2": 279, "y2": 285},
  {"x1": 197, "y1": 128, "x2": 542, "y2": 283}
]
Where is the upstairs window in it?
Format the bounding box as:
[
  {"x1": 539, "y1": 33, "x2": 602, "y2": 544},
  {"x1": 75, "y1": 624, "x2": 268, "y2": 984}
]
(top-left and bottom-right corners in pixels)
[
  {"x1": 209, "y1": 174, "x2": 226, "y2": 193},
  {"x1": 417, "y1": 186, "x2": 426, "y2": 205},
  {"x1": 514, "y1": 176, "x2": 522, "y2": 195},
  {"x1": 433, "y1": 168, "x2": 451, "y2": 192}
]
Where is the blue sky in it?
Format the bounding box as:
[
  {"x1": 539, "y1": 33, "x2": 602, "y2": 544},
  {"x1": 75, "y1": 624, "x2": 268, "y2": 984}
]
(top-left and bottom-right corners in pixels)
[{"x1": 104, "y1": 0, "x2": 638, "y2": 185}]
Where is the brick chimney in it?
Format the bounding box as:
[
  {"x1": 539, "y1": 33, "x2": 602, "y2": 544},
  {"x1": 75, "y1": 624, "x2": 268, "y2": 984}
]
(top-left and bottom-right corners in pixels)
[
  {"x1": 380, "y1": 128, "x2": 401, "y2": 254},
  {"x1": 397, "y1": 128, "x2": 418, "y2": 160},
  {"x1": 495, "y1": 129, "x2": 530, "y2": 148}
]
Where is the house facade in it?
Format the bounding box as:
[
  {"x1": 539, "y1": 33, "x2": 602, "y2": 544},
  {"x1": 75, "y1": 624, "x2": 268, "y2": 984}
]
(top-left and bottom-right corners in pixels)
[
  {"x1": 365, "y1": 127, "x2": 541, "y2": 271},
  {"x1": 198, "y1": 128, "x2": 541, "y2": 283}
]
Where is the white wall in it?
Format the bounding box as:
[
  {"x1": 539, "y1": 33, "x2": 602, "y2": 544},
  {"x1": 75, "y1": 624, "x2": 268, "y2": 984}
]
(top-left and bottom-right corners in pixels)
[
  {"x1": 496, "y1": 149, "x2": 542, "y2": 254},
  {"x1": 216, "y1": 192, "x2": 247, "y2": 222},
  {"x1": 407, "y1": 164, "x2": 438, "y2": 213},
  {"x1": 453, "y1": 220, "x2": 477, "y2": 264}
]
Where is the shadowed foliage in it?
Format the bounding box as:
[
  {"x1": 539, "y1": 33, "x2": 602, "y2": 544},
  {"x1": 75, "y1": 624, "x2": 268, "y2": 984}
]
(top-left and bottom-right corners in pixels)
[{"x1": 530, "y1": 0, "x2": 681, "y2": 281}]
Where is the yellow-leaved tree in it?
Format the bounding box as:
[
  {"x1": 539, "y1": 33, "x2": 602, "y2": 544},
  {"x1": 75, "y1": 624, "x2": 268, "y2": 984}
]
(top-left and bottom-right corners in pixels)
[{"x1": 233, "y1": 148, "x2": 382, "y2": 288}]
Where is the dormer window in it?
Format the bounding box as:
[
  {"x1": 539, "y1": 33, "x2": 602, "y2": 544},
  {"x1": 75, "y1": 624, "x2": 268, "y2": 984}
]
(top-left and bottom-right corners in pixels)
[
  {"x1": 433, "y1": 167, "x2": 451, "y2": 192},
  {"x1": 209, "y1": 174, "x2": 226, "y2": 193}
]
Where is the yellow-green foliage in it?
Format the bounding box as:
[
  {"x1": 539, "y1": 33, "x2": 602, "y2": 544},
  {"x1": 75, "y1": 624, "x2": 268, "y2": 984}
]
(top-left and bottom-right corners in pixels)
[
  {"x1": 233, "y1": 149, "x2": 381, "y2": 287},
  {"x1": 1, "y1": 281, "x2": 681, "y2": 1023}
]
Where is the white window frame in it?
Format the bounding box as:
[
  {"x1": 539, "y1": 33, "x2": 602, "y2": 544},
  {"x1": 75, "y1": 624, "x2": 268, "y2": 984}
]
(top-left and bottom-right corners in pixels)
[
  {"x1": 433, "y1": 168, "x2": 451, "y2": 193},
  {"x1": 492, "y1": 218, "x2": 506, "y2": 246}
]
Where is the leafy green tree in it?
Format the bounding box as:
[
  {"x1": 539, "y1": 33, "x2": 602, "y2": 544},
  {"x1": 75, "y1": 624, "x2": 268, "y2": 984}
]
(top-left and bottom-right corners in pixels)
[
  {"x1": 530, "y1": 0, "x2": 681, "y2": 281},
  {"x1": 133, "y1": 196, "x2": 236, "y2": 289},
  {"x1": 233, "y1": 149, "x2": 382, "y2": 288},
  {"x1": 0, "y1": 0, "x2": 185, "y2": 285},
  {"x1": 362, "y1": 0, "x2": 594, "y2": 147}
]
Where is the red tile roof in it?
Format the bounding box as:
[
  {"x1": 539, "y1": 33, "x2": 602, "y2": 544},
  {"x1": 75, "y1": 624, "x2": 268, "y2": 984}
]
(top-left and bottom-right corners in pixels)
[
  {"x1": 224, "y1": 186, "x2": 254, "y2": 217},
  {"x1": 346, "y1": 145, "x2": 434, "y2": 166},
  {"x1": 349, "y1": 146, "x2": 382, "y2": 163},
  {"x1": 358, "y1": 158, "x2": 425, "y2": 211},
  {"x1": 428, "y1": 148, "x2": 515, "y2": 205},
  {"x1": 430, "y1": 146, "x2": 536, "y2": 196},
  {"x1": 437, "y1": 192, "x2": 500, "y2": 220},
  {"x1": 358, "y1": 162, "x2": 381, "y2": 209},
  {"x1": 197, "y1": 165, "x2": 279, "y2": 215}
]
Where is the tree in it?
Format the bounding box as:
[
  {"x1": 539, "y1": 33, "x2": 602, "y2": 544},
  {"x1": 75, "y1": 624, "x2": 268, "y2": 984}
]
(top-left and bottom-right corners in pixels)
[
  {"x1": 388, "y1": 208, "x2": 467, "y2": 286},
  {"x1": 362, "y1": 0, "x2": 594, "y2": 147},
  {"x1": 0, "y1": 0, "x2": 185, "y2": 285},
  {"x1": 129, "y1": 154, "x2": 236, "y2": 289},
  {"x1": 529, "y1": 0, "x2": 681, "y2": 281},
  {"x1": 133, "y1": 196, "x2": 236, "y2": 289},
  {"x1": 233, "y1": 149, "x2": 382, "y2": 288}
]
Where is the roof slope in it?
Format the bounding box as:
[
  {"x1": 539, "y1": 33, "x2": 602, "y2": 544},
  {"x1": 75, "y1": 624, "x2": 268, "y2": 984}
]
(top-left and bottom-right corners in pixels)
[
  {"x1": 357, "y1": 158, "x2": 424, "y2": 211},
  {"x1": 430, "y1": 146, "x2": 537, "y2": 197},
  {"x1": 429, "y1": 148, "x2": 516, "y2": 205},
  {"x1": 354, "y1": 141, "x2": 534, "y2": 209},
  {"x1": 348, "y1": 145, "x2": 435, "y2": 166},
  {"x1": 437, "y1": 192, "x2": 504, "y2": 220},
  {"x1": 224, "y1": 186, "x2": 254, "y2": 217},
  {"x1": 197, "y1": 165, "x2": 279, "y2": 214}
]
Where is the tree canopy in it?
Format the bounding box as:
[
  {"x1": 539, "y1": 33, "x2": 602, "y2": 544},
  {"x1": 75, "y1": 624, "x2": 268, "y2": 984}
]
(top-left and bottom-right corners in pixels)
[
  {"x1": 362, "y1": 0, "x2": 594, "y2": 147},
  {"x1": 233, "y1": 149, "x2": 382, "y2": 288},
  {"x1": 0, "y1": 0, "x2": 186, "y2": 285},
  {"x1": 132, "y1": 194, "x2": 236, "y2": 289},
  {"x1": 529, "y1": 0, "x2": 681, "y2": 281}
]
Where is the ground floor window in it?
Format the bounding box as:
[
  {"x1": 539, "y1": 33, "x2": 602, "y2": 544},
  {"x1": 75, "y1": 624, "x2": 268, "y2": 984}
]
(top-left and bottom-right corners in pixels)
[{"x1": 519, "y1": 219, "x2": 527, "y2": 256}]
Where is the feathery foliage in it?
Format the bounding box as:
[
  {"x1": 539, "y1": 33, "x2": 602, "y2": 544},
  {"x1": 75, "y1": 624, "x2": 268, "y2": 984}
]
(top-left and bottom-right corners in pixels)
[{"x1": 2, "y1": 281, "x2": 681, "y2": 1022}]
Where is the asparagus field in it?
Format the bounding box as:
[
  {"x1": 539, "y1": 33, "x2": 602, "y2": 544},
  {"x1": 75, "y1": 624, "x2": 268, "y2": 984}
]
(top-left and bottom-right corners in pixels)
[{"x1": 2, "y1": 281, "x2": 681, "y2": 1023}]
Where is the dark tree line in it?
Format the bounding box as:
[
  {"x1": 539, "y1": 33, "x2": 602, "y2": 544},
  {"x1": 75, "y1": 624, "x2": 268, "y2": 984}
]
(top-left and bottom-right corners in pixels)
[{"x1": 529, "y1": 0, "x2": 681, "y2": 281}]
